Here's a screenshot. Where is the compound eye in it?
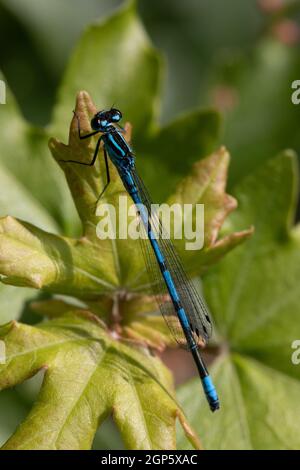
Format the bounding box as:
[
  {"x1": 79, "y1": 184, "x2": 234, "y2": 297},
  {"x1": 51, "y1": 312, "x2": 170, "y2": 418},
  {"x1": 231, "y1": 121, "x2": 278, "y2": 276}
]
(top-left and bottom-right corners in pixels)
[
  {"x1": 111, "y1": 108, "x2": 122, "y2": 122},
  {"x1": 91, "y1": 116, "x2": 101, "y2": 130}
]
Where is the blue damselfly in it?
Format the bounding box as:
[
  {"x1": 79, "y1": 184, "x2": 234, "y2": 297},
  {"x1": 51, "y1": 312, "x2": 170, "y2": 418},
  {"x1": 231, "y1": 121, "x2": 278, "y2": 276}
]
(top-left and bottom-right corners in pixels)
[{"x1": 61, "y1": 106, "x2": 220, "y2": 412}]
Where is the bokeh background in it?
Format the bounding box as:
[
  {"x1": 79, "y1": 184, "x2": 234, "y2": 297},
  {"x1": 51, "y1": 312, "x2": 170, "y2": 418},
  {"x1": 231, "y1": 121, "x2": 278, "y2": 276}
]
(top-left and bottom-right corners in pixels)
[
  {"x1": 1, "y1": 0, "x2": 300, "y2": 188},
  {"x1": 0, "y1": 0, "x2": 300, "y2": 449}
]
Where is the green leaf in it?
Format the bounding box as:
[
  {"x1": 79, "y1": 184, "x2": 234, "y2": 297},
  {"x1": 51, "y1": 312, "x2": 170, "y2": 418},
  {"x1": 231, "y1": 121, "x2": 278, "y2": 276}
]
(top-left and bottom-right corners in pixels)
[
  {"x1": 223, "y1": 39, "x2": 300, "y2": 187},
  {"x1": 177, "y1": 356, "x2": 251, "y2": 450},
  {"x1": 32, "y1": 297, "x2": 176, "y2": 351},
  {"x1": 1, "y1": 92, "x2": 250, "y2": 300},
  {"x1": 0, "y1": 2, "x2": 254, "y2": 449},
  {"x1": 0, "y1": 91, "x2": 251, "y2": 354},
  {"x1": 137, "y1": 109, "x2": 221, "y2": 201},
  {"x1": 0, "y1": 311, "x2": 201, "y2": 450},
  {"x1": 205, "y1": 151, "x2": 300, "y2": 373},
  {"x1": 0, "y1": 128, "x2": 59, "y2": 324},
  {"x1": 0, "y1": 70, "x2": 78, "y2": 233},
  {"x1": 177, "y1": 151, "x2": 300, "y2": 450},
  {"x1": 0, "y1": 89, "x2": 251, "y2": 449},
  {"x1": 166, "y1": 146, "x2": 253, "y2": 275},
  {"x1": 0, "y1": 215, "x2": 121, "y2": 295},
  {"x1": 177, "y1": 354, "x2": 300, "y2": 450}
]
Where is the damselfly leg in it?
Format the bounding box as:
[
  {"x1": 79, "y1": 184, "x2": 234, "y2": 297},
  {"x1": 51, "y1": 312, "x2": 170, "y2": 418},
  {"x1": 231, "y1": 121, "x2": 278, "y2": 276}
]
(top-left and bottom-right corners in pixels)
[
  {"x1": 60, "y1": 113, "x2": 111, "y2": 205},
  {"x1": 73, "y1": 111, "x2": 100, "y2": 140}
]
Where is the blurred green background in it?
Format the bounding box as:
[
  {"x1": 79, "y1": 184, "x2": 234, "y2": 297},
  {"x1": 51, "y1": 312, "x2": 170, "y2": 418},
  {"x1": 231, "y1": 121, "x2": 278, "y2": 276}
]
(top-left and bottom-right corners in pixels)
[
  {"x1": 1, "y1": 0, "x2": 300, "y2": 188},
  {"x1": 1, "y1": 0, "x2": 300, "y2": 180},
  {"x1": 0, "y1": 0, "x2": 300, "y2": 450}
]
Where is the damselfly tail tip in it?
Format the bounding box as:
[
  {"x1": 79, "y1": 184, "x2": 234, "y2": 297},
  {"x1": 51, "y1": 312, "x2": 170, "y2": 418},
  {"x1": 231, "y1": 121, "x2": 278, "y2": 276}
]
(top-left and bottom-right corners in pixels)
[
  {"x1": 201, "y1": 375, "x2": 220, "y2": 413},
  {"x1": 210, "y1": 400, "x2": 220, "y2": 413}
]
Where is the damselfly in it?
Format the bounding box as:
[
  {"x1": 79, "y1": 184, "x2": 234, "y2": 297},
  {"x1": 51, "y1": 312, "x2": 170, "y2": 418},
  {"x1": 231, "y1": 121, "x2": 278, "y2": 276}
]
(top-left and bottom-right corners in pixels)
[{"x1": 61, "y1": 107, "x2": 220, "y2": 412}]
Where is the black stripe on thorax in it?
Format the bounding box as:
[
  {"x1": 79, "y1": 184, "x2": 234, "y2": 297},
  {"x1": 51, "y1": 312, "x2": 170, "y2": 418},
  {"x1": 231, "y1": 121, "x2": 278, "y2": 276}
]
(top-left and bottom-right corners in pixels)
[{"x1": 108, "y1": 131, "x2": 130, "y2": 155}]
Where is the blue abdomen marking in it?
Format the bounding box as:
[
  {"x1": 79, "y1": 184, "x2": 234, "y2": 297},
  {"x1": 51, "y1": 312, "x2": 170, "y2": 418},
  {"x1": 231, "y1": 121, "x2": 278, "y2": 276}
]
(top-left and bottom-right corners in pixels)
[
  {"x1": 202, "y1": 375, "x2": 219, "y2": 408},
  {"x1": 130, "y1": 190, "x2": 191, "y2": 330},
  {"x1": 177, "y1": 307, "x2": 190, "y2": 329},
  {"x1": 151, "y1": 237, "x2": 165, "y2": 264}
]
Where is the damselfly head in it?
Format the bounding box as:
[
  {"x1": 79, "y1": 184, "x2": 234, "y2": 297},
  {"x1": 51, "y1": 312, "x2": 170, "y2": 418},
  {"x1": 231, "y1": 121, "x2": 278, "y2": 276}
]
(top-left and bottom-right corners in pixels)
[
  {"x1": 91, "y1": 108, "x2": 122, "y2": 131},
  {"x1": 91, "y1": 110, "x2": 110, "y2": 131}
]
